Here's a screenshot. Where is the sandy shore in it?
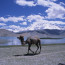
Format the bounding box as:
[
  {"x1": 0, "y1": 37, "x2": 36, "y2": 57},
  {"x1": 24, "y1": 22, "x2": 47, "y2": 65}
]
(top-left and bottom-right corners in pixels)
[{"x1": 0, "y1": 45, "x2": 65, "y2": 65}]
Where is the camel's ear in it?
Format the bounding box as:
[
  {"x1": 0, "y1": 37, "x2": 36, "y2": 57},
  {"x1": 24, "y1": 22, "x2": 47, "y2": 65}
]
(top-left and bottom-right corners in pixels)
[
  {"x1": 20, "y1": 36, "x2": 24, "y2": 38},
  {"x1": 17, "y1": 36, "x2": 23, "y2": 38}
]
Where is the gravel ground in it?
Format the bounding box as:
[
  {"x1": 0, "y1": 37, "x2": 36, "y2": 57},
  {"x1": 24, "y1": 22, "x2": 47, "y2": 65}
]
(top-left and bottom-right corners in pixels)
[{"x1": 0, "y1": 45, "x2": 65, "y2": 65}]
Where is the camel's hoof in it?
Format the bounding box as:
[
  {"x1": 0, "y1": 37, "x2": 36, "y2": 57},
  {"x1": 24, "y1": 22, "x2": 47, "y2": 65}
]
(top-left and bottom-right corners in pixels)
[
  {"x1": 38, "y1": 52, "x2": 41, "y2": 54},
  {"x1": 34, "y1": 52, "x2": 37, "y2": 54},
  {"x1": 26, "y1": 52, "x2": 29, "y2": 54},
  {"x1": 32, "y1": 52, "x2": 35, "y2": 54}
]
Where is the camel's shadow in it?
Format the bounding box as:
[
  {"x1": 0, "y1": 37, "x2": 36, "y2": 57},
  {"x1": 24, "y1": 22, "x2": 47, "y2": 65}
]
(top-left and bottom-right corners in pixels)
[{"x1": 13, "y1": 53, "x2": 39, "y2": 57}]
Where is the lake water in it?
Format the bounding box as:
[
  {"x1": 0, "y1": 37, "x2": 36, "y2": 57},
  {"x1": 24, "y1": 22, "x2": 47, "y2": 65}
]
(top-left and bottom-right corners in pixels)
[{"x1": 0, "y1": 37, "x2": 65, "y2": 46}]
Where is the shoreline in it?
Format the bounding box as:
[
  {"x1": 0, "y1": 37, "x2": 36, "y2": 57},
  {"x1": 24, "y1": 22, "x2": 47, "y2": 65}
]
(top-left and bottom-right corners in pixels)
[{"x1": 0, "y1": 43, "x2": 65, "y2": 48}]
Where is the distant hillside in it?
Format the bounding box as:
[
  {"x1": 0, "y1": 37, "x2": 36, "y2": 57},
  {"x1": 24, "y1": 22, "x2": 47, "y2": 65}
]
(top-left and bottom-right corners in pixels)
[
  {"x1": 0, "y1": 29, "x2": 17, "y2": 37},
  {"x1": 0, "y1": 29, "x2": 65, "y2": 38},
  {"x1": 17, "y1": 29, "x2": 65, "y2": 38}
]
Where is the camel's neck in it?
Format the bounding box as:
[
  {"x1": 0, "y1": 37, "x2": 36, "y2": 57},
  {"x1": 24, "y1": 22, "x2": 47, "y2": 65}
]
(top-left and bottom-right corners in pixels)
[
  {"x1": 20, "y1": 37, "x2": 24, "y2": 42},
  {"x1": 20, "y1": 40, "x2": 26, "y2": 45}
]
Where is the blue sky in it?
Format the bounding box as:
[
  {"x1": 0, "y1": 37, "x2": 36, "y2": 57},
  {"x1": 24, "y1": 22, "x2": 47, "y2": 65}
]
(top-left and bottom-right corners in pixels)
[{"x1": 0, "y1": 0, "x2": 65, "y2": 32}]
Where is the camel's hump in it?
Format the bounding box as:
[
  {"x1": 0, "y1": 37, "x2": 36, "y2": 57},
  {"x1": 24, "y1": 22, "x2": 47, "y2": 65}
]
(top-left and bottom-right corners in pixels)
[{"x1": 24, "y1": 36, "x2": 39, "y2": 41}]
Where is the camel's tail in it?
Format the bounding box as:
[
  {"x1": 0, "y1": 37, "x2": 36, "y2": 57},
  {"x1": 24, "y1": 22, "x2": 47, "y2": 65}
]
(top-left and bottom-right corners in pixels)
[{"x1": 38, "y1": 39, "x2": 41, "y2": 53}]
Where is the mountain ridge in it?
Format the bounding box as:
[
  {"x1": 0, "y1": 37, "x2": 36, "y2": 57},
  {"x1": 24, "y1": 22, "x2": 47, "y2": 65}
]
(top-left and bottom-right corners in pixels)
[
  {"x1": 17, "y1": 29, "x2": 65, "y2": 38},
  {"x1": 0, "y1": 29, "x2": 17, "y2": 37},
  {"x1": 0, "y1": 29, "x2": 65, "y2": 38}
]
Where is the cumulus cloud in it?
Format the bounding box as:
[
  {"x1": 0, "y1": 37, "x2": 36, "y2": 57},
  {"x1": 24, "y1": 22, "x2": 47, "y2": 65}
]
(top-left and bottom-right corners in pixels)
[
  {"x1": 0, "y1": 23, "x2": 6, "y2": 26},
  {"x1": 6, "y1": 20, "x2": 65, "y2": 32},
  {"x1": 60, "y1": 2, "x2": 65, "y2": 6},
  {"x1": 50, "y1": 0, "x2": 57, "y2": 1},
  {"x1": 45, "y1": 2, "x2": 65, "y2": 19},
  {"x1": 27, "y1": 15, "x2": 44, "y2": 22},
  {"x1": 27, "y1": 20, "x2": 65, "y2": 30},
  {"x1": 16, "y1": 0, "x2": 36, "y2": 6},
  {"x1": 15, "y1": 0, "x2": 57, "y2": 7},
  {"x1": 1, "y1": 15, "x2": 65, "y2": 32},
  {"x1": 36, "y1": 0, "x2": 65, "y2": 19},
  {"x1": 15, "y1": 0, "x2": 65, "y2": 19},
  {"x1": 37, "y1": 0, "x2": 51, "y2": 7},
  {"x1": 0, "y1": 16, "x2": 24, "y2": 22},
  {"x1": 8, "y1": 25, "x2": 23, "y2": 32},
  {"x1": 8, "y1": 25, "x2": 28, "y2": 32},
  {"x1": 8, "y1": 15, "x2": 65, "y2": 32},
  {"x1": 20, "y1": 22, "x2": 27, "y2": 25},
  {"x1": 25, "y1": 15, "x2": 65, "y2": 31}
]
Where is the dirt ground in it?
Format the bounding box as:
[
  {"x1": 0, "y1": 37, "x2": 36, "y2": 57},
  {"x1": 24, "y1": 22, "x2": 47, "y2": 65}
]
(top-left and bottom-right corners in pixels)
[{"x1": 0, "y1": 45, "x2": 65, "y2": 65}]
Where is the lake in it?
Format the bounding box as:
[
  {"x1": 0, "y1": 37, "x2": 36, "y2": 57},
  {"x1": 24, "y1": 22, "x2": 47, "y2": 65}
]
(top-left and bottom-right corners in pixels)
[{"x1": 0, "y1": 37, "x2": 65, "y2": 46}]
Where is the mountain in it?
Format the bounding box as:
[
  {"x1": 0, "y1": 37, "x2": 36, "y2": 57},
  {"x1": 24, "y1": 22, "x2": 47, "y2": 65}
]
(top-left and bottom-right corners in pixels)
[
  {"x1": 0, "y1": 29, "x2": 17, "y2": 37},
  {"x1": 17, "y1": 29, "x2": 65, "y2": 38},
  {"x1": 0, "y1": 29, "x2": 65, "y2": 38}
]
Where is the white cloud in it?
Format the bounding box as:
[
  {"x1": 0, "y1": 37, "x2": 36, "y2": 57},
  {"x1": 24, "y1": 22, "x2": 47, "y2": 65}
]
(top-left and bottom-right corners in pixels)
[
  {"x1": 0, "y1": 16, "x2": 24, "y2": 22},
  {"x1": 1, "y1": 15, "x2": 65, "y2": 32},
  {"x1": 8, "y1": 25, "x2": 23, "y2": 32},
  {"x1": 15, "y1": 0, "x2": 65, "y2": 19},
  {"x1": 45, "y1": 3, "x2": 65, "y2": 19},
  {"x1": 37, "y1": 0, "x2": 65, "y2": 19},
  {"x1": 25, "y1": 15, "x2": 65, "y2": 31},
  {"x1": 16, "y1": 0, "x2": 36, "y2": 6},
  {"x1": 1, "y1": 25, "x2": 20, "y2": 32},
  {"x1": 9, "y1": 25, "x2": 21, "y2": 29},
  {"x1": 60, "y1": 2, "x2": 65, "y2": 6},
  {"x1": 0, "y1": 23, "x2": 6, "y2": 26},
  {"x1": 15, "y1": 0, "x2": 57, "y2": 7},
  {"x1": 6, "y1": 25, "x2": 28, "y2": 32},
  {"x1": 5, "y1": 20, "x2": 65, "y2": 32},
  {"x1": 20, "y1": 22, "x2": 27, "y2": 25},
  {"x1": 51, "y1": 0, "x2": 56, "y2": 1},
  {"x1": 37, "y1": 0, "x2": 51, "y2": 7},
  {"x1": 27, "y1": 20, "x2": 65, "y2": 30},
  {"x1": 27, "y1": 15, "x2": 44, "y2": 22}
]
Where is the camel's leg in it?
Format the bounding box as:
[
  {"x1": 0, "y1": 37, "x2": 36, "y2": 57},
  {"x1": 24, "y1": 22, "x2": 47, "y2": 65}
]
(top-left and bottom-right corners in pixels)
[
  {"x1": 28, "y1": 44, "x2": 34, "y2": 54},
  {"x1": 35, "y1": 43, "x2": 39, "y2": 53},
  {"x1": 39, "y1": 43, "x2": 41, "y2": 54},
  {"x1": 27, "y1": 44, "x2": 30, "y2": 54}
]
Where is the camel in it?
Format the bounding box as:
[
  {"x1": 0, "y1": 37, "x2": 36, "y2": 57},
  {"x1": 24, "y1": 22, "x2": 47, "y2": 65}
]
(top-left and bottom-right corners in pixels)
[{"x1": 17, "y1": 36, "x2": 41, "y2": 54}]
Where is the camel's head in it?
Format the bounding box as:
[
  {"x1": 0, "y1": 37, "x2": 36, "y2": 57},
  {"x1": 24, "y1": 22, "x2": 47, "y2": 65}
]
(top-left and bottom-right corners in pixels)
[
  {"x1": 17, "y1": 36, "x2": 24, "y2": 41},
  {"x1": 17, "y1": 36, "x2": 25, "y2": 45}
]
